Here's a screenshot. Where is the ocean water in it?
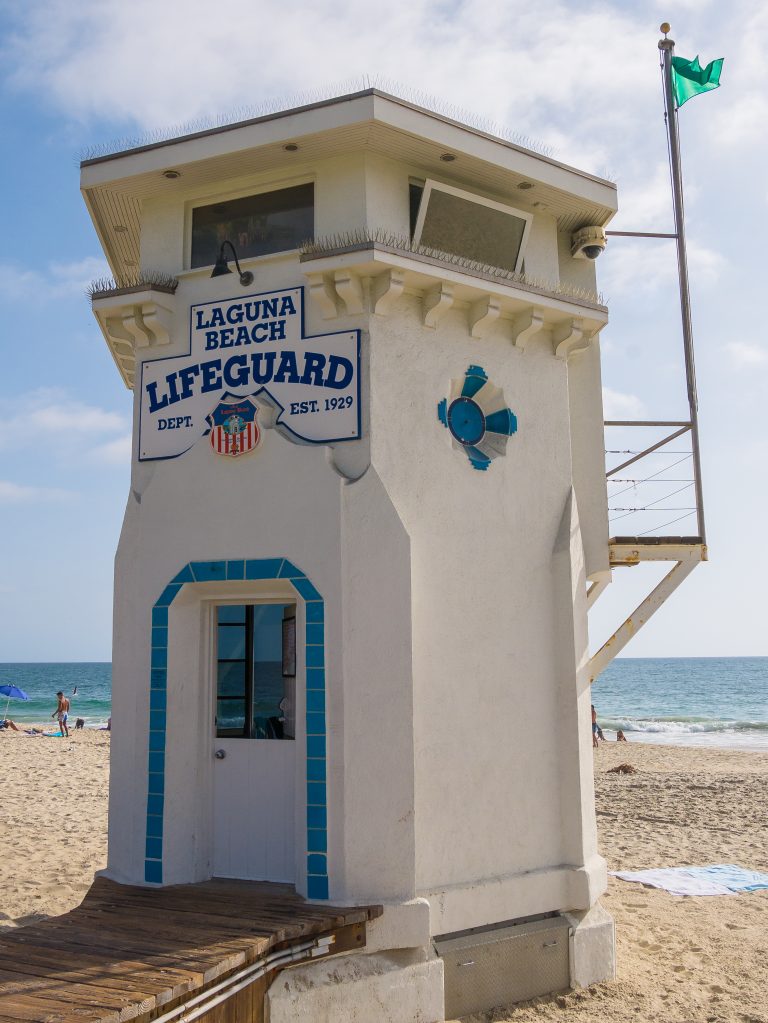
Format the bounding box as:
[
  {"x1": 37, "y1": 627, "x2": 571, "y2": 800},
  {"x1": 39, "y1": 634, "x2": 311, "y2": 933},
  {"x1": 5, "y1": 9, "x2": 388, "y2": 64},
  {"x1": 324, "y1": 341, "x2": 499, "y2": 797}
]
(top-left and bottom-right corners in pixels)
[
  {"x1": 593, "y1": 657, "x2": 768, "y2": 751},
  {"x1": 1, "y1": 659, "x2": 766, "y2": 749},
  {"x1": 0, "y1": 663, "x2": 111, "y2": 729}
]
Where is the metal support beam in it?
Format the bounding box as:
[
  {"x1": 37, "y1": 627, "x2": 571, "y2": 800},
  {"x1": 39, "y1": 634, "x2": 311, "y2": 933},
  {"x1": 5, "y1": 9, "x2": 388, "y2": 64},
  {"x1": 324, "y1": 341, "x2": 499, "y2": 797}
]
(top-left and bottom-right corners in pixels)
[{"x1": 588, "y1": 559, "x2": 697, "y2": 682}]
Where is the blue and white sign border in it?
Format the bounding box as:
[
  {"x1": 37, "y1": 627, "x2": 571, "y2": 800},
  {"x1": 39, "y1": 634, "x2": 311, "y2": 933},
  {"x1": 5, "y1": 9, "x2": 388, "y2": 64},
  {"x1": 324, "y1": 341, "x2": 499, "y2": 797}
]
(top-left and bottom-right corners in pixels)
[{"x1": 138, "y1": 286, "x2": 361, "y2": 462}]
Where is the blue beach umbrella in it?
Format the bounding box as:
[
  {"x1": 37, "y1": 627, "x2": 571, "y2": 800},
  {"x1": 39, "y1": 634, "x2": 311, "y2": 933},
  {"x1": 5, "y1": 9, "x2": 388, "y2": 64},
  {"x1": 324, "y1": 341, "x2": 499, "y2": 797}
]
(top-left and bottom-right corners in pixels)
[{"x1": 0, "y1": 684, "x2": 30, "y2": 720}]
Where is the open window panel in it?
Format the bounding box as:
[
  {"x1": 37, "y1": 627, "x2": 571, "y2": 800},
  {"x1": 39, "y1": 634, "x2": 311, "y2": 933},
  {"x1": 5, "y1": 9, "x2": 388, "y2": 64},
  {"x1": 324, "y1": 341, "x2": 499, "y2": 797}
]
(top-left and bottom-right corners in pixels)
[
  {"x1": 215, "y1": 603, "x2": 296, "y2": 740},
  {"x1": 410, "y1": 179, "x2": 533, "y2": 274}
]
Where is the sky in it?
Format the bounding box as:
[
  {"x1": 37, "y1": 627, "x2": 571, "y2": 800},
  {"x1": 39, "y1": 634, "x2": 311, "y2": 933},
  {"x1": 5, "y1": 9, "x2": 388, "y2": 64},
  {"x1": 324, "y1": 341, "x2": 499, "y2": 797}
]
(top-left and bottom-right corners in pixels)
[{"x1": 1, "y1": 0, "x2": 766, "y2": 660}]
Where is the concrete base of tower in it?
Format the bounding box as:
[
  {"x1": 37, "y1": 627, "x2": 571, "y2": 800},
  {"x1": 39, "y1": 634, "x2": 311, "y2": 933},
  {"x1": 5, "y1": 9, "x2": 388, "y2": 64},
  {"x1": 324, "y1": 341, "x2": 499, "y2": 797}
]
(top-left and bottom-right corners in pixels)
[{"x1": 563, "y1": 902, "x2": 616, "y2": 989}]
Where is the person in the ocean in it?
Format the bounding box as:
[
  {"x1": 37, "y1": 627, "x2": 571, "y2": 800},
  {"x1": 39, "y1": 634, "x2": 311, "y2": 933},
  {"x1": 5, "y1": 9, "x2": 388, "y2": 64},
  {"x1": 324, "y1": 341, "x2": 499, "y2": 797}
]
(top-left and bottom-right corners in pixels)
[
  {"x1": 52, "y1": 691, "x2": 70, "y2": 738},
  {"x1": 591, "y1": 704, "x2": 599, "y2": 749}
]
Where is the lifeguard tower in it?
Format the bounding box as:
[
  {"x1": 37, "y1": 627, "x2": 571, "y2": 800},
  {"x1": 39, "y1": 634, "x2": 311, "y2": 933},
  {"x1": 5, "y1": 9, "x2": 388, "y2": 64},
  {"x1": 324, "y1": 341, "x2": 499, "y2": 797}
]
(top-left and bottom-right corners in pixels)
[{"x1": 82, "y1": 89, "x2": 619, "y2": 1021}]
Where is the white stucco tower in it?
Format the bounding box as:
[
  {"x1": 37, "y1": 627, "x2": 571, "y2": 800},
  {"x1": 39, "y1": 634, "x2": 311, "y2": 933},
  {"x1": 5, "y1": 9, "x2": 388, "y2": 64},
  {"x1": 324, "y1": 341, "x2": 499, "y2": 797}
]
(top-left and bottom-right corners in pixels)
[{"x1": 83, "y1": 89, "x2": 617, "y2": 1020}]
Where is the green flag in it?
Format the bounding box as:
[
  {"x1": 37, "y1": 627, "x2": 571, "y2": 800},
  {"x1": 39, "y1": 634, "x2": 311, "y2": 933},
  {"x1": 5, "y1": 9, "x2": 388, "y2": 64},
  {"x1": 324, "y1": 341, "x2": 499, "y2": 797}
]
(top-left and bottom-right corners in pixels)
[{"x1": 671, "y1": 55, "x2": 724, "y2": 107}]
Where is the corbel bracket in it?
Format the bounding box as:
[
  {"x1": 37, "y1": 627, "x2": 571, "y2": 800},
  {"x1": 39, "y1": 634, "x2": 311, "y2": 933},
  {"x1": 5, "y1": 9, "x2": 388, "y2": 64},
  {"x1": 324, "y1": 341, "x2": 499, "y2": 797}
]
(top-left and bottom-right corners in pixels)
[
  {"x1": 422, "y1": 282, "x2": 454, "y2": 329},
  {"x1": 306, "y1": 272, "x2": 339, "y2": 320},
  {"x1": 553, "y1": 318, "x2": 590, "y2": 359},
  {"x1": 373, "y1": 269, "x2": 406, "y2": 316},
  {"x1": 510, "y1": 307, "x2": 545, "y2": 351},
  {"x1": 468, "y1": 296, "x2": 501, "y2": 339},
  {"x1": 334, "y1": 269, "x2": 365, "y2": 315}
]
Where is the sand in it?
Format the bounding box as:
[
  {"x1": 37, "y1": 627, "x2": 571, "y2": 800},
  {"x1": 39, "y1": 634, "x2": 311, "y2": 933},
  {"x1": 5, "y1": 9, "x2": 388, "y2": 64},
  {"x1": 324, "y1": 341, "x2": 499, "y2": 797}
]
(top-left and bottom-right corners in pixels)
[
  {"x1": 0, "y1": 727, "x2": 110, "y2": 931},
  {"x1": 1, "y1": 732, "x2": 766, "y2": 1022}
]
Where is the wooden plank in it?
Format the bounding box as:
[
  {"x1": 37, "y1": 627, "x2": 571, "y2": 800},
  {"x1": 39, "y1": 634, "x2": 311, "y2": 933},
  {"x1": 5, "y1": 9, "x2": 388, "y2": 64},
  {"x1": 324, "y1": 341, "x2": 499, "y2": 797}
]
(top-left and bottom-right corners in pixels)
[
  {"x1": 0, "y1": 970, "x2": 152, "y2": 1023},
  {"x1": 0, "y1": 947, "x2": 202, "y2": 999},
  {"x1": 0, "y1": 878, "x2": 380, "y2": 1023}
]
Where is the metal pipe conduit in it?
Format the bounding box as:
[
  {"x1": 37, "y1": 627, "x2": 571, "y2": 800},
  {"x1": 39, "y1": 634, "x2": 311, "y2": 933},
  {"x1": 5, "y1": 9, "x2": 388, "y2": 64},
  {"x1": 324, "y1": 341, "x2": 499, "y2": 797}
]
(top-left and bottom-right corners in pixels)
[{"x1": 150, "y1": 936, "x2": 332, "y2": 1023}]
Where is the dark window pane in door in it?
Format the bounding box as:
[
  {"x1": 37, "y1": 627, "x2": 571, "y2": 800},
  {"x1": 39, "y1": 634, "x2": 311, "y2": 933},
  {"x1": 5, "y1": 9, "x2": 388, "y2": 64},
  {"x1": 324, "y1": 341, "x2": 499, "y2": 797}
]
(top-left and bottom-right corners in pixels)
[
  {"x1": 217, "y1": 660, "x2": 246, "y2": 697},
  {"x1": 217, "y1": 699, "x2": 245, "y2": 735},
  {"x1": 217, "y1": 625, "x2": 247, "y2": 660},
  {"x1": 218, "y1": 605, "x2": 246, "y2": 624}
]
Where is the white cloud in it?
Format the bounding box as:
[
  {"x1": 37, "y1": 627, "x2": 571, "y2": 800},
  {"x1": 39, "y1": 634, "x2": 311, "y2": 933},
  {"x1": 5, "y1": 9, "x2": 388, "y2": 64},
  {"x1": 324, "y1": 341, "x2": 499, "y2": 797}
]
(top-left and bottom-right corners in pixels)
[
  {"x1": 602, "y1": 387, "x2": 646, "y2": 419},
  {"x1": 609, "y1": 164, "x2": 674, "y2": 233},
  {"x1": 726, "y1": 341, "x2": 768, "y2": 368},
  {"x1": 0, "y1": 1, "x2": 659, "y2": 172},
  {"x1": 89, "y1": 434, "x2": 133, "y2": 464},
  {"x1": 0, "y1": 390, "x2": 129, "y2": 453},
  {"x1": 0, "y1": 480, "x2": 72, "y2": 504},
  {"x1": 600, "y1": 236, "x2": 724, "y2": 297},
  {"x1": 0, "y1": 256, "x2": 109, "y2": 301}
]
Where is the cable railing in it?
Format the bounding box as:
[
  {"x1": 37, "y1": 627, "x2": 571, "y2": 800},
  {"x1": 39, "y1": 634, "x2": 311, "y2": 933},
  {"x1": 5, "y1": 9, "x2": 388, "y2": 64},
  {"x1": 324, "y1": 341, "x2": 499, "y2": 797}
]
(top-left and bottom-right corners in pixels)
[{"x1": 604, "y1": 421, "x2": 703, "y2": 542}]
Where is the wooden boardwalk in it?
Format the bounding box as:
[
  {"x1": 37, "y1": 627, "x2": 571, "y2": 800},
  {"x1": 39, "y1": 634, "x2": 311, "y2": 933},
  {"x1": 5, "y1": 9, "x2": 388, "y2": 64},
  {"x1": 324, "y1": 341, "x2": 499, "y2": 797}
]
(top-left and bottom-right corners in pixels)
[{"x1": 0, "y1": 876, "x2": 381, "y2": 1023}]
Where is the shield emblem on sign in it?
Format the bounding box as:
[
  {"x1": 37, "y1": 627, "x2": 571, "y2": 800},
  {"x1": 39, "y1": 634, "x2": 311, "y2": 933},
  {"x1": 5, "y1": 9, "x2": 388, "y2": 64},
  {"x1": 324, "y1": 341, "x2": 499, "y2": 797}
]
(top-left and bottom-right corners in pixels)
[{"x1": 206, "y1": 397, "x2": 261, "y2": 457}]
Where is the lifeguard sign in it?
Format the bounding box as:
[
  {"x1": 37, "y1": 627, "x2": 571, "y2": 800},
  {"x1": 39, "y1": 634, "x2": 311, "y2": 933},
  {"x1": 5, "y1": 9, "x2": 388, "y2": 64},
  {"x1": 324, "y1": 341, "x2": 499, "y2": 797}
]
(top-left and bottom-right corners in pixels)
[{"x1": 139, "y1": 286, "x2": 360, "y2": 460}]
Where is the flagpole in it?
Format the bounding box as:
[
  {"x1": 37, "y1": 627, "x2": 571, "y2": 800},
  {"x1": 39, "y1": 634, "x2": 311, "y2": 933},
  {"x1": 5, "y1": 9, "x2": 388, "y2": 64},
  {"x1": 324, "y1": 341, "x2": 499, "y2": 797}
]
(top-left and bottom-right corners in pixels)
[{"x1": 658, "y1": 24, "x2": 707, "y2": 546}]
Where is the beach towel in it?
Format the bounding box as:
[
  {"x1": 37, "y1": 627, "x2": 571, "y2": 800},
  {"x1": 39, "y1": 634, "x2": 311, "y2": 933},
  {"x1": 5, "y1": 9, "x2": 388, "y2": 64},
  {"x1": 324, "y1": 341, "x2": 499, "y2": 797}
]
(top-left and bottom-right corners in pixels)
[{"x1": 611, "y1": 864, "x2": 768, "y2": 897}]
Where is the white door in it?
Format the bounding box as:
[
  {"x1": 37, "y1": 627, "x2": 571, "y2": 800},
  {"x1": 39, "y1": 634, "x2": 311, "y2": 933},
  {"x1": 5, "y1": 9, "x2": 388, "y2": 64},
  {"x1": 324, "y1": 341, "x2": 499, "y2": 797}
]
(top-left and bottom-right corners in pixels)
[
  {"x1": 213, "y1": 739, "x2": 295, "y2": 880},
  {"x1": 212, "y1": 603, "x2": 297, "y2": 881}
]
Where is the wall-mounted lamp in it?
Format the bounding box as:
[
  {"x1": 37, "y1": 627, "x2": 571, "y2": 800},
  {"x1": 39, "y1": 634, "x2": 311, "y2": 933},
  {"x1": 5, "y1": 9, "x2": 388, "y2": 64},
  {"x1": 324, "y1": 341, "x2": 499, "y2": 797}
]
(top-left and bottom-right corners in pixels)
[{"x1": 210, "y1": 241, "x2": 254, "y2": 287}]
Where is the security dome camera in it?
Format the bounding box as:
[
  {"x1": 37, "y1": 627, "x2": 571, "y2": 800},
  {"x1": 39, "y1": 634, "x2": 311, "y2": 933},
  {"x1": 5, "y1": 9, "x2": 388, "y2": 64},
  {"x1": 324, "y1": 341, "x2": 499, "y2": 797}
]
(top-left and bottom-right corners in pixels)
[{"x1": 571, "y1": 226, "x2": 607, "y2": 260}]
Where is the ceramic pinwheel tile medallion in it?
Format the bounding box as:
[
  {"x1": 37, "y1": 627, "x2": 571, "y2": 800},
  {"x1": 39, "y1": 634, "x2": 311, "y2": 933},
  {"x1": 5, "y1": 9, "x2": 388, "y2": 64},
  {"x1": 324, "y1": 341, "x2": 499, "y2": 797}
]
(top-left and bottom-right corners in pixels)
[{"x1": 437, "y1": 365, "x2": 517, "y2": 471}]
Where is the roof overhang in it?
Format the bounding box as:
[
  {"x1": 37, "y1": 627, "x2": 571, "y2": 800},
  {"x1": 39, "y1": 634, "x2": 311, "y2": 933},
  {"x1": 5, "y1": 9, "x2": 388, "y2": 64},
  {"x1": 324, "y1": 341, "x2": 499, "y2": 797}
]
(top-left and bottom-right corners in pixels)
[{"x1": 81, "y1": 89, "x2": 617, "y2": 283}]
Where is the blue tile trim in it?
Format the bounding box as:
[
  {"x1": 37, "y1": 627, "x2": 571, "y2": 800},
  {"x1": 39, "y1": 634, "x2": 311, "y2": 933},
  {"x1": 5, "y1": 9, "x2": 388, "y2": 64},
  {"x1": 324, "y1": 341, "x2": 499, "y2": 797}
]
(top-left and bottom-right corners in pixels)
[
  {"x1": 148, "y1": 731, "x2": 165, "y2": 752},
  {"x1": 147, "y1": 772, "x2": 165, "y2": 794},
  {"x1": 190, "y1": 560, "x2": 226, "y2": 582},
  {"x1": 150, "y1": 689, "x2": 167, "y2": 711},
  {"x1": 306, "y1": 712, "x2": 325, "y2": 736},
  {"x1": 152, "y1": 607, "x2": 168, "y2": 628},
  {"x1": 307, "y1": 805, "x2": 327, "y2": 829},
  {"x1": 307, "y1": 828, "x2": 327, "y2": 852},
  {"x1": 245, "y1": 558, "x2": 284, "y2": 579},
  {"x1": 150, "y1": 669, "x2": 167, "y2": 690},
  {"x1": 278, "y1": 560, "x2": 305, "y2": 579},
  {"x1": 147, "y1": 793, "x2": 164, "y2": 816},
  {"x1": 171, "y1": 565, "x2": 195, "y2": 584},
  {"x1": 149, "y1": 709, "x2": 167, "y2": 732},
  {"x1": 145, "y1": 836, "x2": 162, "y2": 860},
  {"x1": 305, "y1": 601, "x2": 324, "y2": 623},
  {"x1": 305, "y1": 623, "x2": 324, "y2": 646},
  {"x1": 150, "y1": 648, "x2": 167, "y2": 669},
  {"x1": 306, "y1": 690, "x2": 325, "y2": 713},
  {"x1": 307, "y1": 876, "x2": 329, "y2": 900},
  {"x1": 307, "y1": 781, "x2": 326, "y2": 805},
  {"x1": 151, "y1": 627, "x2": 168, "y2": 648},
  {"x1": 306, "y1": 646, "x2": 325, "y2": 669},
  {"x1": 145, "y1": 860, "x2": 163, "y2": 884},
  {"x1": 306, "y1": 668, "x2": 325, "y2": 690},
  {"x1": 156, "y1": 583, "x2": 182, "y2": 607},
  {"x1": 306, "y1": 735, "x2": 326, "y2": 758},
  {"x1": 144, "y1": 556, "x2": 328, "y2": 898},
  {"x1": 291, "y1": 577, "x2": 322, "y2": 602},
  {"x1": 146, "y1": 814, "x2": 163, "y2": 838},
  {"x1": 307, "y1": 853, "x2": 327, "y2": 875}
]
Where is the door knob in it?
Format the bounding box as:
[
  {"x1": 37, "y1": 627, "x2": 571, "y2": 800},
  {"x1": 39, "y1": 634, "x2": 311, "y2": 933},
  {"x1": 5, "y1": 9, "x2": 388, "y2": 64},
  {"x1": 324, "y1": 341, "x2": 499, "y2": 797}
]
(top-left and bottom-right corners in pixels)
[{"x1": 215, "y1": 749, "x2": 226, "y2": 760}]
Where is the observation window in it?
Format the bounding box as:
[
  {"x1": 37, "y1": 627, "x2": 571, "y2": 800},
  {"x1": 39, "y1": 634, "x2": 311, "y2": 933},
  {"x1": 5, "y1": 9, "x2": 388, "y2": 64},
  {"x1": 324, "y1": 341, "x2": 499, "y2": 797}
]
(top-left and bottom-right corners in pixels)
[
  {"x1": 191, "y1": 183, "x2": 314, "y2": 268},
  {"x1": 411, "y1": 179, "x2": 532, "y2": 273}
]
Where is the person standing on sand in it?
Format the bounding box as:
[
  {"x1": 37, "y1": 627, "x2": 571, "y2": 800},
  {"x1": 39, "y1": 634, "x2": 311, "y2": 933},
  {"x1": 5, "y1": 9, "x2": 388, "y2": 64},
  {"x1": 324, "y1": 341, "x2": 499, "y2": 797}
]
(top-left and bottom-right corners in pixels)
[
  {"x1": 52, "y1": 691, "x2": 70, "y2": 737},
  {"x1": 591, "y1": 704, "x2": 599, "y2": 749}
]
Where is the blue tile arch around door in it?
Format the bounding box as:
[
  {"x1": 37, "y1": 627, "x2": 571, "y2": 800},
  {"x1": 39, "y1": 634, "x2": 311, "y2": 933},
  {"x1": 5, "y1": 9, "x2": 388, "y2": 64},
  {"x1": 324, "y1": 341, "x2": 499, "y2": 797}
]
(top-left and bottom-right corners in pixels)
[{"x1": 145, "y1": 558, "x2": 328, "y2": 900}]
